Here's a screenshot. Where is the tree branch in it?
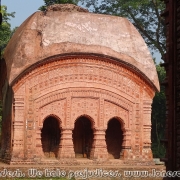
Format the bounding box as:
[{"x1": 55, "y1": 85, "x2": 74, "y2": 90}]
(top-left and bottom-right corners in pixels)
[{"x1": 127, "y1": 7, "x2": 165, "y2": 56}]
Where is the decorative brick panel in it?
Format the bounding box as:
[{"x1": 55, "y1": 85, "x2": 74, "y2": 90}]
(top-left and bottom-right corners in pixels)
[{"x1": 1, "y1": 55, "x2": 156, "y2": 164}]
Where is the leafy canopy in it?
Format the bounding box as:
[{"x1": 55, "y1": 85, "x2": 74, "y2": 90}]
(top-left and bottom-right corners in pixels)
[
  {"x1": 0, "y1": 6, "x2": 15, "y2": 135},
  {"x1": 0, "y1": 5, "x2": 15, "y2": 56},
  {"x1": 151, "y1": 64, "x2": 166, "y2": 158}
]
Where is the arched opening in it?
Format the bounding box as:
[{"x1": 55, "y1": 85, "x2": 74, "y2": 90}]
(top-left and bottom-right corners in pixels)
[
  {"x1": 41, "y1": 116, "x2": 61, "y2": 158},
  {"x1": 105, "y1": 118, "x2": 123, "y2": 159},
  {"x1": 73, "y1": 116, "x2": 93, "y2": 158}
]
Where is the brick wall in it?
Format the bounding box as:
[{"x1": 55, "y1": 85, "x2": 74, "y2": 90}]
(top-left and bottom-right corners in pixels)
[
  {"x1": 176, "y1": 0, "x2": 180, "y2": 171},
  {"x1": 161, "y1": 0, "x2": 180, "y2": 178}
]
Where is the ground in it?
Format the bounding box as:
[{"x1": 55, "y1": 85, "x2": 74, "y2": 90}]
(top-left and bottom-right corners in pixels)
[{"x1": 0, "y1": 160, "x2": 165, "y2": 180}]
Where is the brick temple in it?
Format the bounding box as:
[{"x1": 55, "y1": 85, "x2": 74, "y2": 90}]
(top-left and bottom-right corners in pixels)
[{"x1": 0, "y1": 4, "x2": 159, "y2": 164}]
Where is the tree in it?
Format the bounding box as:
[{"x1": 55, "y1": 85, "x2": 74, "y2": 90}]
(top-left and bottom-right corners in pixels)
[
  {"x1": 151, "y1": 64, "x2": 166, "y2": 158},
  {"x1": 80, "y1": 0, "x2": 165, "y2": 58},
  {"x1": 39, "y1": 0, "x2": 79, "y2": 11},
  {"x1": 0, "y1": 5, "x2": 15, "y2": 57},
  {"x1": 0, "y1": 6, "x2": 15, "y2": 136}
]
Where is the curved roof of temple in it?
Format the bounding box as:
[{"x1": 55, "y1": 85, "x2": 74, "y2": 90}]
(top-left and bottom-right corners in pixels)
[{"x1": 4, "y1": 4, "x2": 159, "y2": 91}]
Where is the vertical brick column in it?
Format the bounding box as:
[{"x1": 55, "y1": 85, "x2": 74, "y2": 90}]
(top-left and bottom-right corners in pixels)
[
  {"x1": 66, "y1": 96, "x2": 71, "y2": 127},
  {"x1": 142, "y1": 100, "x2": 153, "y2": 160},
  {"x1": 58, "y1": 128, "x2": 75, "y2": 158},
  {"x1": 90, "y1": 128, "x2": 108, "y2": 159},
  {"x1": 25, "y1": 94, "x2": 35, "y2": 160},
  {"x1": 175, "y1": 0, "x2": 180, "y2": 171},
  {"x1": 35, "y1": 128, "x2": 44, "y2": 158},
  {"x1": 161, "y1": 0, "x2": 176, "y2": 171},
  {"x1": 133, "y1": 102, "x2": 141, "y2": 159},
  {"x1": 121, "y1": 128, "x2": 132, "y2": 160},
  {"x1": 11, "y1": 97, "x2": 25, "y2": 161}
]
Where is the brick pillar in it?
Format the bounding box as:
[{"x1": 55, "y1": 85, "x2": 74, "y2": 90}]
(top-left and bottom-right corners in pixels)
[
  {"x1": 35, "y1": 128, "x2": 44, "y2": 158},
  {"x1": 90, "y1": 128, "x2": 108, "y2": 159},
  {"x1": 25, "y1": 94, "x2": 36, "y2": 160},
  {"x1": 11, "y1": 97, "x2": 25, "y2": 161},
  {"x1": 121, "y1": 128, "x2": 132, "y2": 160},
  {"x1": 142, "y1": 100, "x2": 153, "y2": 160},
  {"x1": 58, "y1": 128, "x2": 75, "y2": 158}
]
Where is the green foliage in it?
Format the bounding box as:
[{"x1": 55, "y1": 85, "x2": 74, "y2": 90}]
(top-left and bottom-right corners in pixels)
[
  {"x1": 1, "y1": 5, "x2": 15, "y2": 22},
  {"x1": 151, "y1": 64, "x2": 166, "y2": 158},
  {"x1": 0, "y1": 5, "x2": 15, "y2": 56},
  {"x1": 39, "y1": 0, "x2": 79, "y2": 11},
  {"x1": 0, "y1": 6, "x2": 15, "y2": 137},
  {"x1": 80, "y1": 0, "x2": 165, "y2": 57}
]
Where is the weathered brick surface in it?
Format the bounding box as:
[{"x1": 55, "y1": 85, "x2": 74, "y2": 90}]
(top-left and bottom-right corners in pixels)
[{"x1": 3, "y1": 5, "x2": 159, "y2": 90}]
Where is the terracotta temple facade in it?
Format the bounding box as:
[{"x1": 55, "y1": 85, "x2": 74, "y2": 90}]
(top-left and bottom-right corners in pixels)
[{"x1": 0, "y1": 4, "x2": 159, "y2": 164}]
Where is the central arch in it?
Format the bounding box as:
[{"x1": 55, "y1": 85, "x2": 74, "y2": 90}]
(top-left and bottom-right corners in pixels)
[
  {"x1": 41, "y1": 116, "x2": 61, "y2": 158},
  {"x1": 73, "y1": 116, "x2": 94, "y2": 158},
  {"x1": 105, "y1": 118, "x2": 124, "y2": 159}
]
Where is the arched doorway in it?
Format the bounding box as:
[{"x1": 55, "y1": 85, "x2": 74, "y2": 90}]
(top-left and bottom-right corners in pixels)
[
  {"x1": 73, "y1": 116, "x2": 93, "y2": 158},
  {"x1": 105, "y1": 118, "x2": 123, "y2": 159},
  {"x1": 41, "y1": 116, "x2": 61, "y2": 158}
]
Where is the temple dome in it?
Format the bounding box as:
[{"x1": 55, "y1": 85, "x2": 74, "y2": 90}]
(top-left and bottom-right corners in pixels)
[{"x1": 4, "y1": 4, "x2": 159, "y2": 91}]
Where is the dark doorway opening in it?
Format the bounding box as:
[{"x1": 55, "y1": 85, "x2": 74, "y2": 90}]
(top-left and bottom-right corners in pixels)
[
  {"x1": 41, "y1": 116, "x2": 61, "y2": 158},
  {"x1": 73, "y1": 116, "x2": 93, "y2": 158},
  {"x1": 105, "y1": 118, "x2": 123, "y2": 159}
]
